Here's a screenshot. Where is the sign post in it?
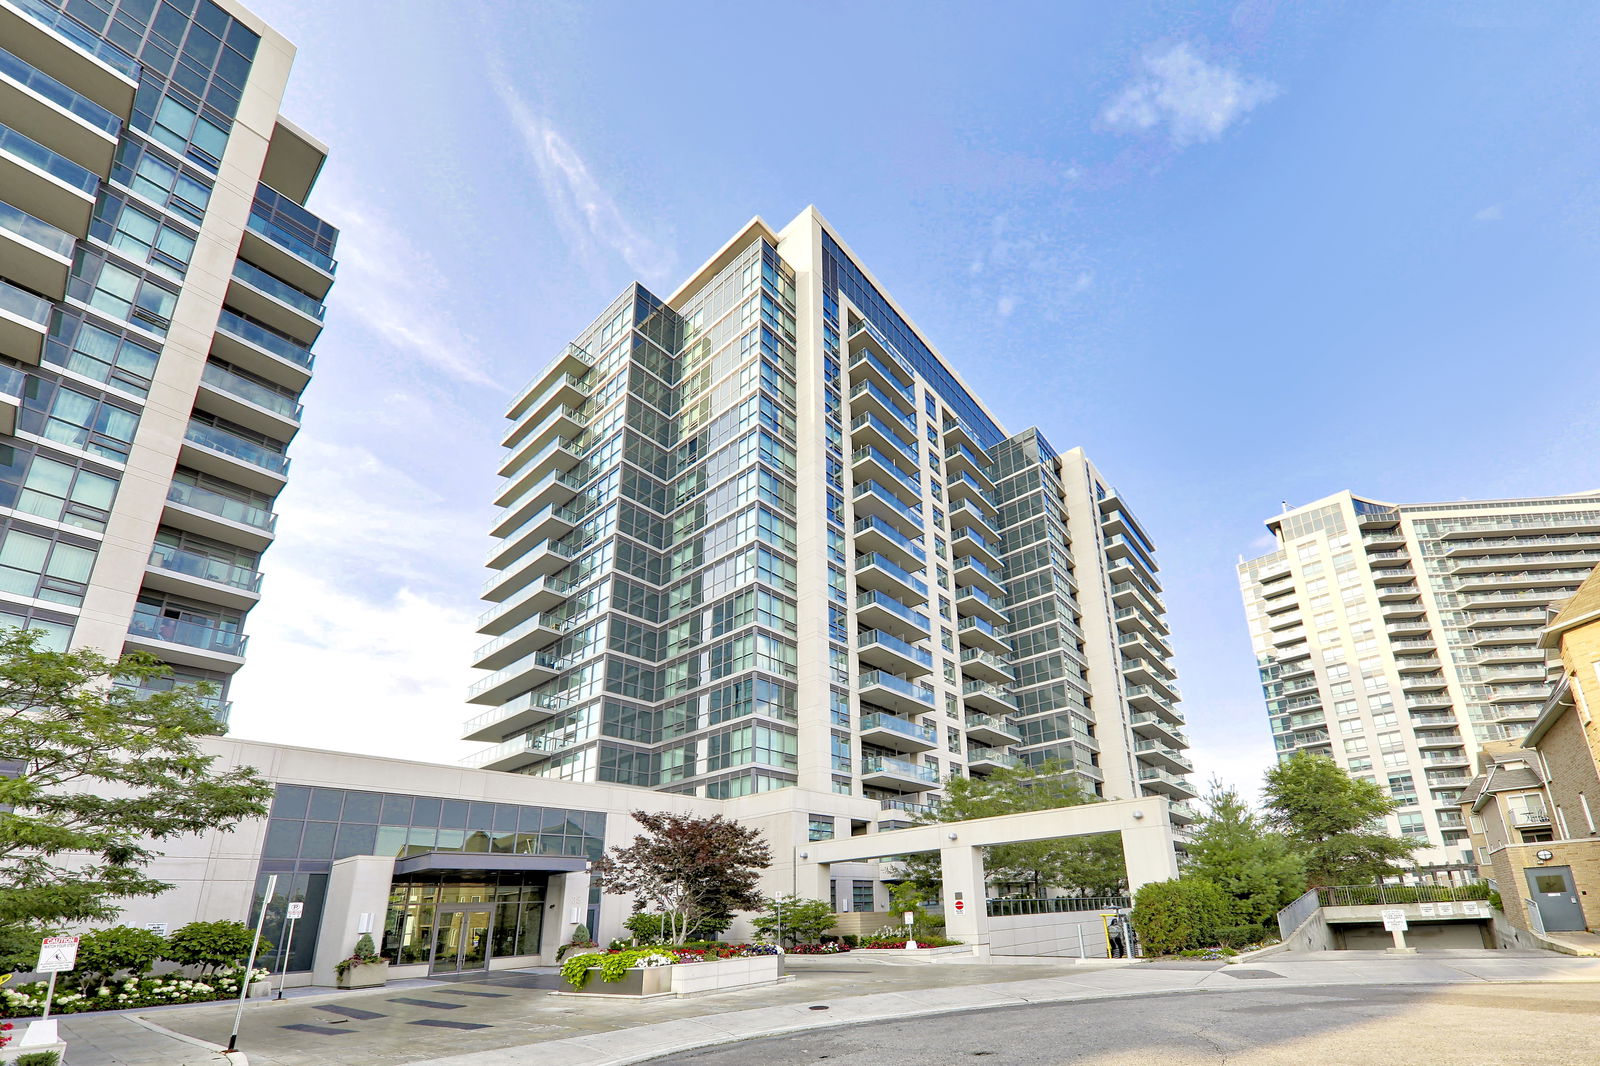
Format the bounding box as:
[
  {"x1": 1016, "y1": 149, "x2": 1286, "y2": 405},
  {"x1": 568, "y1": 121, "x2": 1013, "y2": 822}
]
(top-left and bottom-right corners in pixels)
[
  {"x1": 1381, "y1": 908, "x2": 1415, "y2": 954},
  {"x1": 227, "y1": 874, "x2": 276, "y2": 1054},
  {"x1": 276, "y1": 900, "x2": 303, "y2": 1000},
  {"x1": 23, "y1": 935, "x2": 79, "y2": 1048}
]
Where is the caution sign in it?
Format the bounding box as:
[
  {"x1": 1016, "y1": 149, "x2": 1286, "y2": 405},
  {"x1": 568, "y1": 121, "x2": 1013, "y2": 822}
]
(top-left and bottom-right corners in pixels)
[{"x1": 37, "y1": 935, "x2": 79, "y2": 973}]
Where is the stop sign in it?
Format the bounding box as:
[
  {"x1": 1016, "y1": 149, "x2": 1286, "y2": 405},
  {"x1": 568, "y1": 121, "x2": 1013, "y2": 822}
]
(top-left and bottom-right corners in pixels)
[{"x1": 954, "y1": 899, "x2": 965, "y2": 912}]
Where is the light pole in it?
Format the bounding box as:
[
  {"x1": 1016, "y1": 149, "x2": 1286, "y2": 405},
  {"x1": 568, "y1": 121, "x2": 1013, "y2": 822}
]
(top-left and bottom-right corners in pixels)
[{"x1": 227, "y1": 874, "x2": 276, "y2": 1054}]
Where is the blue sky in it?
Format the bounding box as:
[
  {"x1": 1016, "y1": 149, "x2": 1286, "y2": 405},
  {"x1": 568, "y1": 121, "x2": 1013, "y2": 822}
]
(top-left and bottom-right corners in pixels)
[{"x1": 228, "y1": 0, "x2": 1600, "y2": 796}]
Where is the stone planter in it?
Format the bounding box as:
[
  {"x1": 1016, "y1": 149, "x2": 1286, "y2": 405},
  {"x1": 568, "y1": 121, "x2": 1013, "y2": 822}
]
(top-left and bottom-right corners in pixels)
[
  {"x1": 564, "y1": 954, "x2": 786, "y2": 997},
  {"x1": 247, "y1": 978, "x2": 273, "y2": 998},
  {"x1": 336, "y1": 960, "x2": 390, "y2": 990}
]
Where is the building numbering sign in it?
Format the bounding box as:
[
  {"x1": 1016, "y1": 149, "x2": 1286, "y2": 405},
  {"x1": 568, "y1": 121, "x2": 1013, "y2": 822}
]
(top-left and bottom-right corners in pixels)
[{"x1": 37, "y1": 935, "x2": 79, "y2": 973}]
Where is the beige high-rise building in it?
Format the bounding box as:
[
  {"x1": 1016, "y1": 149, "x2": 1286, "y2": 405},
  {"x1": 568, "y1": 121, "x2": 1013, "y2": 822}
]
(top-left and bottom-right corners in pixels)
[
  {"x1": 464, "y1": 207, "x2": 1196, "y2": 845},
  {"x1": 1238, "y1": 490, "x2": 1600, "y2": 871},
  {"x1": 0, "y1": 0, "x2": 334, "y2": 715}
]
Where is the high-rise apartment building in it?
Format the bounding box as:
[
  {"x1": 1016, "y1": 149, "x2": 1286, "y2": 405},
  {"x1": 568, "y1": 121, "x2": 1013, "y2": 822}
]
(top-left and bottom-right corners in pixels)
[
  {"x1": 1238, "y1": 489, "x2": 1600, "y2": 869},
  {"x1": 465, "y1": 208, "x2": 1194, "y2": 836},
  {"x1": 0, "y1": 0, "x2": 335, "y2": 717}
]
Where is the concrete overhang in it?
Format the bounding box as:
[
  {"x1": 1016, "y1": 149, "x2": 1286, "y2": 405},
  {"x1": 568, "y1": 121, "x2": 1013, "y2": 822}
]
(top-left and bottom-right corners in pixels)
[{"x1": 393, "y1": 851, "x2": 587, "y2": 877}]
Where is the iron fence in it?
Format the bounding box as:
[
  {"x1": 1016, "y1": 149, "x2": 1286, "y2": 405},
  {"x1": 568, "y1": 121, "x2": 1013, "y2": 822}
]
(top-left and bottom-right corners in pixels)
[{"x1": 987, "y1": 896, "x2": 1130, "y2": 917}]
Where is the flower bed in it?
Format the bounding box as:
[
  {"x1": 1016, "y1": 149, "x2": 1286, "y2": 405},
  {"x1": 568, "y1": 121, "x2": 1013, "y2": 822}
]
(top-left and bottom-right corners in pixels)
[
  {"x1": 560, "y1": 944, "x2": 784, "y2": 996},
  {"x1": 787, "y1": 942, "x2": 851, "y2": 955},
  {"x1": 859, "y1": 937, "x2": 962, "y2": 949},
  {"x1": 0, "y1": 968, "x2": 270, "y2": 1018}
]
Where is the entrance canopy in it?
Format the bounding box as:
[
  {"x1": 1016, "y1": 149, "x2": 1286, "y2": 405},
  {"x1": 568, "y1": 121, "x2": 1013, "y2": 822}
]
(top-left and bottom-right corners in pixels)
[{"x1": 394, "y1": 851, "x2": 589, "y2": 877}]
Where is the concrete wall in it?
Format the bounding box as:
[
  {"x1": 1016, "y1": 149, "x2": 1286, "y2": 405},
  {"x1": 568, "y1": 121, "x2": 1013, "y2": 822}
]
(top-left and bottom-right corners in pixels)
[
  {"x1": 1279, "y1": 909, "x2": 1335, "y2": 954},
  {"x1": 989, "y1": 911, "x2": 1113, "y2": 958},
  {"x1": 1333, "y1": 920, "x2": 1491, "y2": 950}
]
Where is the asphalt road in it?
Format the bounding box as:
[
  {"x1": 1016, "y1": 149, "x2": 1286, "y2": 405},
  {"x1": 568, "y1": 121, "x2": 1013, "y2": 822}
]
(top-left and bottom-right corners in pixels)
[{"x1": 647, "y1": 982, "x2": 1600, "y2": 1066}]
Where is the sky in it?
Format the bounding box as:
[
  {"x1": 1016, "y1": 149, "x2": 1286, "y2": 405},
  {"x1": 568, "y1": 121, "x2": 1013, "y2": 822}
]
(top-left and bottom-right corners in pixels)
[{"x1": 224, "y1": 0, "x2": 1600, "y2": 801}]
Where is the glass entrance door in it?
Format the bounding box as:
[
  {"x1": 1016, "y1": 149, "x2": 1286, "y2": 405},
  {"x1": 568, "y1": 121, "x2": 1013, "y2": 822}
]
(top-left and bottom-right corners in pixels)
[{"x1": 430, "y1": 907, "x2": 494, "y2": 974}]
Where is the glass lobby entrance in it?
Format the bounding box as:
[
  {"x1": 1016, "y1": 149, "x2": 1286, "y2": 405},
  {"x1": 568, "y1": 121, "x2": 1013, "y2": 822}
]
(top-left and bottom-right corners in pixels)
[{"x1": 383, "y1": 874, "x2": 547, "y2": 973}]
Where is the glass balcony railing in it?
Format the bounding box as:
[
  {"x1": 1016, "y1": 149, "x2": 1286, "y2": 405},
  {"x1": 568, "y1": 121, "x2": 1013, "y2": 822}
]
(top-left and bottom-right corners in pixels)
[
  {"x1": 955, "y1": 554, "x2": 999, "y2": 583},
  {"x1": 0, "y1": 363, "x2": 25, "y2": 401},
  {"x1": 853, "y1": 515, "x2": 925, "y2": 562},
  {"x1": 966, "y1": 711, "x2": 1018, "y2": 735},
  {"x1": 0, "y1": 120, "x2": 96, "y2": 193},
  {"x1": 945, "y1": 442, "x2": 991, "y2": 469},
  {"x1": 859, "y1": 670, "x2": 936, "y2": 706},
  {"x1": 853, "y1": 480, "x2": 923, "y2": 528},
  {"x1": 166, "y1": 480, "x2": 276, "y2": 532},
  {"x1": 856, "y1": 553, "x2": 928, "y2": 596},
  {"x1": 859, "y1": 712, "x2": 936, "y2": 745},
  {"x1": 861, "y1": 755, "x2": 939, "y2": 784},
  {"x1": 201, "y1": 362, "x2": 302, "y2": 421},
  {"x1": 963, "y1": 679, "x2": 1016, "y2": 705},
  {"x1": 215, "y1": 309, "x2": 314, "y2": 369},
  {"x1": 856, "y1": 590, "x2": 930, "y2": 630},
  {"x1": 128, "y1": 606, "x2": 245, "y2": 655},
  {"x1": 858, "y1": 629, "x2": 933, "y2": 669},
  {"x1": 246, "y1": 207, "x2": 337, "y2": 273},
  {"x1": 961, "y1": 648, "x2": 1013, "y2": 674},
  {"x1": 0, "y1": 45, "x2": 121, "y2": 136},
  {"x1": 0, "y1": 276, "x2": 50, "y2": 328},
  {"x1": 0, "y1": 195, "x2": 73, "y2": 256},
  {"x1": 850, "y1": 413, "x2": 917, "y2": 459},
  {"x1": 849, "y1": 379, "x2": 915, "y2": 426},
  {"x1": 231, "y1": 260, "x2": 326, "y2": 320},
  {"x1": 952, "y1": 522, "x2": 998, "y2": 556},
  {"x1": 957, "y1": 585, "x2": 1005, "y2": 612},
  {"x1": 184, "y1": 421, "x2": 289, "y2": 475},
  {"x1": 148, "y1": 543, "x2": 261, "y2": 591},
  {"x1": 968, "y1": 747, "x2": 1021, "y2": 769},
  {"x1": 959, "y1": 616, "x2": 1002, "y2": 639},
  {"x1": 10, "y1": 0, "x2": 141, "y2": 79},
  {"x1": 849, "y1": 348, "x2": 913, "y2": 400}
]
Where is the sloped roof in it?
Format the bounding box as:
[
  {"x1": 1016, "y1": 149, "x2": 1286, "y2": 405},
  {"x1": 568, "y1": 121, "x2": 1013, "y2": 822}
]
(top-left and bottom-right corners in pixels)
[{"x1": 1542, "y1": 564, "x2": 1600, "y2": 647}]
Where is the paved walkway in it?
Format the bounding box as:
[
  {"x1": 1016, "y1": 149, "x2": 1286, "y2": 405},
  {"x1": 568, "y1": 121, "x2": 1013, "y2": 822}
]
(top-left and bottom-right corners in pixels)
[{"x1": 42, "y1": 949, "x2": 1600, "y2": 1066}]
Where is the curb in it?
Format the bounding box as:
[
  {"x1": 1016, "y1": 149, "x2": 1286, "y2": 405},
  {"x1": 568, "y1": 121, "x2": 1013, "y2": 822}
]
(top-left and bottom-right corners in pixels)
[{"x1": 127, "y1": 1013, "x2": 242, "y2": 1064}]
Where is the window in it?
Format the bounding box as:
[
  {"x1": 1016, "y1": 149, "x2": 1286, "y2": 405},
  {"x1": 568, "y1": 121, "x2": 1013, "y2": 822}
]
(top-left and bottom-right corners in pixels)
[
  {"x1": 1397, "y1": 812, "x2": 1427, "y2": 836},
  {"x1": 852, "y1": 881, "x2": 874, "y2": 912},
  {"x1": 44, "y1": 312, "x2": 160, "y2": 397},
  {"x1": 68, "y1": 249, "x2": 179, "y2": 336},
  {"x1": 0, "y1": 526, "x2": 97, "y2": 607},
  {"x1": 807, "y1": 816, "x2": 834, "y2": 842},
  {"x1": 90, "y1": 190, "x2": 197, "y2": 280},
  {"x1": 1343, "y1": 737, "x2": 1368, "y2": 754},
  {"x1": 20, "y1": 376, "x2": 140, "y2": 463},
  {"x1": 0, "y1": 447, "x2": 119, "y2": 532}
]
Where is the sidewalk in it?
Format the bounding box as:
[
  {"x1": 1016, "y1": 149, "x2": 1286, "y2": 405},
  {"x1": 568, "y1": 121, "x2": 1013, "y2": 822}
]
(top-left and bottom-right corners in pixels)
[{"x1": 48, "y1": 950, "x2": 1600, "y2": 1066}]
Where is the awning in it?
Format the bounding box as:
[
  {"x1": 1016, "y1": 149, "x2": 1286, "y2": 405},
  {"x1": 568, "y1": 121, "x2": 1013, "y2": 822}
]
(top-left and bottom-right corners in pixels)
[{"x1": 392, "y1": 851, "x2": 589, "y2": 877}]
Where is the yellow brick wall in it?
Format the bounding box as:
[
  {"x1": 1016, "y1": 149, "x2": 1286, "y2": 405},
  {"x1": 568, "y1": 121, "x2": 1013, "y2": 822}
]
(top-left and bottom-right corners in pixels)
[
  {"x1": 1534, "y1": 703, "x2": 1600, "y2": 838},
  {"x1": 1558, "y1": 618, "x2": 1600, "y2": 772},
  {"x1": 1496, "y1": 839, "x2": 1600, "y2": 931}
]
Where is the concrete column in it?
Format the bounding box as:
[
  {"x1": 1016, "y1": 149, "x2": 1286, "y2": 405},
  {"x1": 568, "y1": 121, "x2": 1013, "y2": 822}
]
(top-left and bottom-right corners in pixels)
[
  {"x1": 1120, "y1": 818, "x2": 1180, "y2": 892},
  {"x1": 313, "y1": 855, "x2": 395, "y2": 986},
  {"x1": 795, "y1": 857, "x2": 832, "y2": 902},
  {"x1": 543, "y1": 870, "x2": 592, "y2": 957},
  {"x1": 940, "y1": 844, "x2": 989, "y2": 951}
]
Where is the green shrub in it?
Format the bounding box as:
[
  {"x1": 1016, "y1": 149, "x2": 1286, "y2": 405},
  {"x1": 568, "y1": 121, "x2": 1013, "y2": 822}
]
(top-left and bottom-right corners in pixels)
[
  {"x1": 73, "y1": 926, "x2": 166, "y2": 992},
  {"x1": 1213, "y1": 923, "x2": 1270, "y2": 949},
  {"x1": 15, "y1": 1052, "x2": 62, "y2": 1066},
  {"x1": 560, "y1": 948, "x2": 675, "y2": 990},
  {"x1": 1131, "y1": 877, "x2": 1229, "y2": 955},
  {"x1": 164, "y1": 920, "x2": 264, "y2": 975},
  {"x1": 624, "y1": 912, "x2": 666, "y2": 943},
  {"x1": 555, "y1": 924, "x2": 596, "y2": 962},
  {"x1": 753, "y1": 896, "x2": 837, "y2": 946}
]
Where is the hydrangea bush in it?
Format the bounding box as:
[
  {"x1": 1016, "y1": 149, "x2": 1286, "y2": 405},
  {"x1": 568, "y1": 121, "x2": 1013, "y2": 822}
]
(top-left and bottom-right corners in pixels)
[{"x1": 0, "y1": 967, "x2": 270, "y2": 1018}]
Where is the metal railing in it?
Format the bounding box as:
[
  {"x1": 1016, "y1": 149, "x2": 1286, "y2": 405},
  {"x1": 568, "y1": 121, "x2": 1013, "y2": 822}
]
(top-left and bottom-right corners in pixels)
[
  {"x1": 988, "y1": 896, "x2": 1130, "y2": 917},
  {"x1": 1276, "y1": 888, "x2": 1320, "y2": 940},
  {"x1": 1315, "y1": 883, "x2": 1491, "y2": 908}
]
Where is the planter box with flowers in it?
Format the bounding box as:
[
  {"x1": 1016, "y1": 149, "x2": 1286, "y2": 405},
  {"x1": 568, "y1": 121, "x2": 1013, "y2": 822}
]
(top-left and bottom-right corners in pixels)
[
  {"x1": 0, "y1": 968, "x2": 271, "y2": 1018},
  {"x1": 335, "y1": 934, "x2": 389, "y2": 990},
  {"x1": 558, "y1": 945, "x2": 786, "y2": 998}
]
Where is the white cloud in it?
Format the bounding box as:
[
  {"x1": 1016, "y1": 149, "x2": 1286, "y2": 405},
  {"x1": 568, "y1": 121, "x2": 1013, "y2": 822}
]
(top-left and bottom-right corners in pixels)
[
  {"x1": 1186, "y1": 735, "x2": 1276, "y2": 807},
  {"x1": 970, "y1": 215, "x2": 1097, "y2": 325},
  {"x1": 1474, "y1": 205, "x2": 1504, "y2": 222},
  {"x1": 495, "y1": 80, "x2": 676, "y2": 286},
  {"x1": 996, "y1": 295, "x2": 1018, "y2": 318},
  {"x1": 1101, "y1": 42, "x2": 1279, "y2": 147},
  {"x1": 311, "y1": 180, "x2": 498, "y2": 389}
]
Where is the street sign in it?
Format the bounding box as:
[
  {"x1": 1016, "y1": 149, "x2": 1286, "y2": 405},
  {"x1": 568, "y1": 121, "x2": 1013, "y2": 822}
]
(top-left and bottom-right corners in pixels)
[
  {"x1": 286, "y1": 901, "x2": 304, "y2": 920},
  {"x1": 954, "y1": 899, "x2": 966, "y2": 913},
  {"x1": 1381, "y1": 909, "x2": 1408, "y2": 932},
  {"x1": 36, "y1": 935, "x2": 79, "y2": 973}
]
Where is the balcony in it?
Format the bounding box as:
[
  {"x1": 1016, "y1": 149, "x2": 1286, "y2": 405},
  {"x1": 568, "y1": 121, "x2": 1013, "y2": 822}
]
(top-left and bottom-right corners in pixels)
[
  {"x1": 0, "y1": 362, "x2": 22, "y2": 433},
  {"x1": 467, "y1": 631, "x2": 576, "y2": 705},
  {"x1": 959, "y1": 647, "x2": 1014, "y2": 684},
  {"x1": 950, "y1": 500, "x2": 1000, "y2": 543},
  {"x1": 1385, "y1": 618, "x2": 1432, "y2": 637},
  {"x1": 849, "y1": 411, "x2": 917, "y2": 462},
  {"x1": 857, "y1": 628, "x2": 934, "y2": 678},
  {"x1": 213, "y1": 309, "x2": 314, "y2": 388},
  {"x1": 948, "y1": 470, "x2": 996, "y2": 512},
  {"x1": 463, "y1": 731, "x2": 582, "y2": 773},
  {"x1": 953, "y1": 553, "x2": 1003, "y2": 597},
  {"x1": 181, "y1": 422, "x2": 289, "y2": 493},
  {"x1": 853, "y1": 515, "x2": 925, "y2": 571},
  {"x1": 493, "y1": 466, "x2": 587, "y2": 539},
  {"x1": 852, "y1": 480, "x2": 923, "y2": 538},
  {"x1": 962, "y1": 679, "x2": 1017, "y2": 715},
  {"x1": 1134, "y1": 740, "x2": 1193, "y2": 774},
  {"x1": 163, "y1": 481, "x2": 276, "y2": 552},
  {"x1": 1275, "y1": 729, "x2": 1330, "y2": 751},
  {"x1": 944, "y1": 442, "x2": 993, "y2": 484},
  {"x1": 952, "y1": 522, "x2": 1002, "y2": 570},
  {"x1": 508, "y1": 344, "x2": 594, "y2": 422},
  {"x1": 849, "y1": 378, "x2": 916, "y2": 430},
  {"x1": 1127, "y1": 684, "x2": 1181, "y2": 721},
  {"x1": 0, "y1": 0, "x2": 138, "y2": 116},
  {"x1": 144, "y1": 544, "x2": 261, "y2": 610},
  {"x1": 1138, "y1": 766, "x2": 1198, "y2": 799},
  {"x1": 859, "y1": 670, "x2": 936, "y2": 715},
  {"x1": 499, "y1": 404, "x2": 586, "y2": 478},
  {"x1": 478, "y1": 572, "x2": 579, "y2": 637},
  {"x1": 0, "y1": 195, "x2": 70, "y2": 298},
  {"x1": 483, "y1": 538, "x2": 580, "y2": 602},
  {"x1": 848, "y1": 342, "x2": 914, "y2": 401},
  {"x1": 1112, "y1": 580, "x2": 1164, "y2": 617},
  {"x1": 473, "y1": 607, "x2": 574, "y2": 670},
  {"x1": 968, "y1": 747, "x2": 1020, "y2": 775},
  {"x1": 1118, "y1": 607, "x2": 1172, "y2": 641},
  {"x1": 0, "y1": 274, "x2": 49, "y2": 364},
  {"x1": 197, "y1": 361, "x2": 302, "y2": 436},
  {"x1": 0, "y1": 119, "x2": 95, "y2": 234},
  {"x1": 125, "y1": 607, "x2": 246, "y2": 669},
  {"x1": 1420, "y1": 750, "x2": 1471, "y2": 768},
  {"x1": 851, "y1": 445, "x2": 920, "y2": 504},
  {"x1": 1395, "y1": 656, "x2": 1444, "y2": 673},
  {"x1": 958, "y1": 615, "x2": 1009, "y2": 654},
  {"x1": 494, "y1": 436, "x2": 583, "y2": 508},
  {"x1": 860, "y1": 754, "x2": 939, "y2": 793},
  {"x1": 942, "y1": 415, "x2": 982, "y2": 452},
  {"x1": 965, "y1": 712, "x2": 1021, "y2": 747},
  {"x1": 504, "y1": 374, "x2": 594, "y2": 453},
  {"x1": 856, "y1": 590, "x2": 930, "y2": 641},
  {"x1": 859, "y1": 712, "x2": 938, "y2": 754},
  {"x1": 0, "y1": 43, "x2": 119, "y2": 175},
  {"x1": 1415, "y1": 728, "x2": 1464, "y2": 747},
  {"x1": 241, "y1": 204, "x2": 336, "y2": 297},
  {"x1": 1131, "y1": 712, "x2": 1187, "y2": 748},
  {"x1": 460, "y1": 684, "x2": 570, "y2": 743},
  {"x1": 226, "y1": 260, "x2": 324, "y2": 345},
  {"x1": 956, "y1": 584, "x2": 1007, "y2": 626},
  {"x1": 487, "y1": 503, "x2": 583, "y2": 571},
  {"x1": 1509, "y1": 808, "x2": 1552, "y2": 828}
]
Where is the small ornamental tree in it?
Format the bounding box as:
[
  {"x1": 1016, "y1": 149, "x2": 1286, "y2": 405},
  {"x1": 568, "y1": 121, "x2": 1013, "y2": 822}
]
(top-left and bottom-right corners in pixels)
[
  {"x1": 1130, "y1": 877, "x2": 1228, "y2": 955},
  {"x1": 1263, "y1": 753, "x2": 1420, "y2": 886},
  {"x1": 590, "y1": 811, "x2": 772, "y2": 944},
  {"x1": 73, "y1": 925, "x2": 167, "y2": 992},
  {"x1": 753, "y1": 896, "x2": 836, "y2": 946},
  {"x1": 164, "y1": 919, "x2": 263, "y2": 975}
]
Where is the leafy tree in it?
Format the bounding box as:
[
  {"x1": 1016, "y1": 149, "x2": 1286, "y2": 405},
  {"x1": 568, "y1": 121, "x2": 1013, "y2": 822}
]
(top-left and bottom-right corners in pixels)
[
  {"x1": 73, "y1": 924, "x2": 166, "y2": 991},
  {"x1": 1130, "y1": 877, "x2": 1228, "y2": 955},
  {"x1": 1262, "y1": 753, "x2": 1420, "y2": 886},
  {"x1": 1182, "y1": 780, "x2": 1306, "y2": 926},
  {"x1": 901, "y1": 760, "x2": 1124, "y2": 898},
  {"x1": 753, "y1": 896, "x2": 836, "y2": 946},
  {"x1": 0, "y1": 630, "x2": 273, "y2": 942},
  {"x1": 164, "y1": 919, "x2": 264, "y2": 975},
  {"x1": 590, "y1": 810, "x2": 772, "y2": 944}
]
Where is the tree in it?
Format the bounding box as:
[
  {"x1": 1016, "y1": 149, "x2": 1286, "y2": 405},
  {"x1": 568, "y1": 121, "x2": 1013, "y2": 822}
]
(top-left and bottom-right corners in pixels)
[
  {"x1": 1130, "y1": 877, "x2": 1228, "y2": 955},
  {"x1": 164, "y1": 919, "x2": 263, "y2": 975},
  {"x1": 753, "y1": 896, "x2": 836, "y2": 946},
  {"x1": 1262, "y1": 753, "x2": 1420, "y2": 886},
  {"x1": 590, "y1": 810, "x2": 772, "y2": 944},
  {"x1": 0, "y1": 630, "x2": 274, "y2": 941},
  {"x1": 900, "y1": 760, "x2": 1124, "y2": 899},
  {"x1": 1182, "y1": 780, "x2": 1305, "y2": 927},
  {"x1": 72, "y1": 924, "x2": 167, "y2": 991}
]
